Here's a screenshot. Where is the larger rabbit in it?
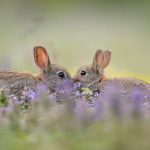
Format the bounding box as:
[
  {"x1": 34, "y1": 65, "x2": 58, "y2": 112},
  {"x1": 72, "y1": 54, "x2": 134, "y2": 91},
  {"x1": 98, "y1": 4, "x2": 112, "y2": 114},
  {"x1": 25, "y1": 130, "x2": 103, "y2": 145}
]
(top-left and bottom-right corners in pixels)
[
  {"x1": 73, "y1": 49, "x2": 150, "y2": 99},
  {"x1": 0, "y1": 46, "x2": 72, "y2": 97}
]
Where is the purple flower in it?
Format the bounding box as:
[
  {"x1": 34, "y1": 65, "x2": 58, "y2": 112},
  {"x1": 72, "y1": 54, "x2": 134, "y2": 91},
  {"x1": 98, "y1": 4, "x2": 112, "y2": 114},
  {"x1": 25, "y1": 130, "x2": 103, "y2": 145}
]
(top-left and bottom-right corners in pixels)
[
  {"x1": 26, "y1": 90, "x2": 36, "y2": 100},
  {"x1": 75, "y1": 91, "x2": 81, "y2": 97},
  {"x1": 127, "y1": 89, "x2": 145, "y2": 117},
  {"x1": 93, "y1": 92, "x2": 100, "y2": 97},
  {"x1": 74, "y1": 99, "x2": 89, "y2": 118},
  {"x1": 9, "y1": 95, "x2": 19, "y2": 105},
  {"x1": 73, "y1": 82, "x2": 82, "y2": 90},
  {"x1": 56, "y1": 79, "x2": 74, "y2": 93},
  {"x1": 93, "y1": 97, "x2": 106, "y2": 121}
]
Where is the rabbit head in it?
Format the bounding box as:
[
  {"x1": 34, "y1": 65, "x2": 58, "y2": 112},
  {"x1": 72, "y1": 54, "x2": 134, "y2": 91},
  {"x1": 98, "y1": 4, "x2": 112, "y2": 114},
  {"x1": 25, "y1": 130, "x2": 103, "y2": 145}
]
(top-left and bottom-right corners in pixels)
[
  {"x1": 73, "y1": 49, "x2": 111, "y2": 86},
  {"x1": 34, "y1": 46, "x2": 72, "y2": 92}
]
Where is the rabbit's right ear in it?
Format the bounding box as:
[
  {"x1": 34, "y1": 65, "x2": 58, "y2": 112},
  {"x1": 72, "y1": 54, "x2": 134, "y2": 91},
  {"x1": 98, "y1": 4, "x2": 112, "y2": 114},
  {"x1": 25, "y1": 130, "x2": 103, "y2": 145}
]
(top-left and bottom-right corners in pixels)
[
  {"x1": 101, "y1": 50, "x2": 111, "y2": 69},
  {"x1": 92, "y1": 50, "x2": 104, "y2": 72},
  {"x1": 34, "y1": 46, "x2": 51, "y2": 71}
]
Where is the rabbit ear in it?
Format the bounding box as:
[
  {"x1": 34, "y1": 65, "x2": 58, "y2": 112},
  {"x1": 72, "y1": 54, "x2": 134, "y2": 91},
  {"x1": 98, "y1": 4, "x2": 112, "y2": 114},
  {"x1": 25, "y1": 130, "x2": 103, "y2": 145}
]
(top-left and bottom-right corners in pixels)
[
  {"x1": 92, "y1": 50, "x2": 104, "y2": 72},
  {"x1": 34, "y1": 46, "x2": 51, "y2": 71},
  {"x1": 101, "y1": 50, "x2": 111, "y2": 69}
]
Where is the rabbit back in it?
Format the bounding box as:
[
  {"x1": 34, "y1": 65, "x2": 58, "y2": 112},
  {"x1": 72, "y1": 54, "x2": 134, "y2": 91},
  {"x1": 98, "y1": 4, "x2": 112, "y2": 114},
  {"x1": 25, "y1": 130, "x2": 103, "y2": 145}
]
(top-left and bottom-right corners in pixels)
[
  {"x1": 104, "y1": 78, "x2": 149, "y2": 89},
  {"x1": 0, "y1": 69, "x2": 37, "y2": 96},
  {"x1": 89, "y1": 77, "x2": 150, "y2": 96},
  {"x1": 100, "y1": 78, "x2": 150, "y2": 99}
]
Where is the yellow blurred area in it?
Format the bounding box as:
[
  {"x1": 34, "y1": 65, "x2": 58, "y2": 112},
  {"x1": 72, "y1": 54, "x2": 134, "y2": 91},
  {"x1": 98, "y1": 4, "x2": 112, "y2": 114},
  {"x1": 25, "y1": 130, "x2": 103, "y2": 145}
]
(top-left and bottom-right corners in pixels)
[{"x1": 106, "y1": 67, "x2": 150, "y2": 83}]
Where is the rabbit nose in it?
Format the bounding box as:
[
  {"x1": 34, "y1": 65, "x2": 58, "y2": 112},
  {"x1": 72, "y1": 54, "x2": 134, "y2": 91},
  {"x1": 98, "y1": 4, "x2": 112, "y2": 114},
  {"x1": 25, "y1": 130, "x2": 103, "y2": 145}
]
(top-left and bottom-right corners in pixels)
[{"x1": 72, "y1": 76, "x2": 79, "y2": 82}]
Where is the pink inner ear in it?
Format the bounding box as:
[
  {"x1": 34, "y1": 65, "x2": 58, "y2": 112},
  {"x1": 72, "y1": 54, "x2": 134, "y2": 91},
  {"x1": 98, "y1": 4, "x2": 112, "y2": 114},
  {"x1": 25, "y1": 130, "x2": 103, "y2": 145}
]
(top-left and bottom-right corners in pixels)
[
  {"x1": 101, "y1": 50, "x2": 111, "y2": 69},
  {"x1": 96, "y1": 50, "x2": 104, "y2": 67},
  {"x1": 41, "y1": 52, "x2": 47, "y2": 67},
  {"x1": 36, "y1": 48, "x2": 48, "y2": 68}
]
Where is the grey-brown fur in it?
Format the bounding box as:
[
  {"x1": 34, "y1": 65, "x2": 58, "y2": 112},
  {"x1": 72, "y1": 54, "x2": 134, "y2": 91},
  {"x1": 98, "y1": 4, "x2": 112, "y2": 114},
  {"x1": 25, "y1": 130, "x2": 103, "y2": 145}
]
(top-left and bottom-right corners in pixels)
[
  {"x1": 0, "y1": 46, "x2": 71, "y2": 97},
  {"x1": 74, "y1": 49, "x2": 150, "y2": 98},
  {"x1": 0, "y1": 69, "x2": 37, "y2": 96},
  {"x1": 99, "y1": 78, "x2": 149, "y2": 93}
]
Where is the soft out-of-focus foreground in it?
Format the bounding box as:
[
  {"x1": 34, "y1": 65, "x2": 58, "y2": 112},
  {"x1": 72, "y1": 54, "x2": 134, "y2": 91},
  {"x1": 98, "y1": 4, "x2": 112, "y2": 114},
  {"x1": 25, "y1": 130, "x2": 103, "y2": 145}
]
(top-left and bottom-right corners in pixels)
[
  {"x1": 0, "y1": 0, "x2": 149, "y2": 81},
  {"x1": 0, "y1": 80, "x2": 150, "y2": 150},
  {"x1": 0, "y1": 1, "x2": 150, "y2": 150}
]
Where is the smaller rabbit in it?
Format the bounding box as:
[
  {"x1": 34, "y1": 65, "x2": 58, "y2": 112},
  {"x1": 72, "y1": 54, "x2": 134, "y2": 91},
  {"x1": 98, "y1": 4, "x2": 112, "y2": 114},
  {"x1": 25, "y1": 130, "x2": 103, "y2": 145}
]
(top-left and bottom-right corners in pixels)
[
  {"x1": 0, "y1": 46, "x2": 72, "y2": 97},
  {"x1": 73, "y1": 49, "x2": 150, "y2": 99}
]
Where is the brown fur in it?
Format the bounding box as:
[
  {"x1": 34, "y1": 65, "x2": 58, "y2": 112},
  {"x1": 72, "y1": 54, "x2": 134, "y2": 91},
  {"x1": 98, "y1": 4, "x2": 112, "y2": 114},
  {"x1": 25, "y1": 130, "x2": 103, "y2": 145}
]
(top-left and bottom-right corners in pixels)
[
  {"x1": 74, "y1": 49, "x2": 150, "y2": 97},
  {"x1": 102, "y1": 78, "x2": 150, "y2": 91},
  {"x1": 0, "y1": 69, "x2": 37, "y2": 96},
  {"x1": 0, "y1": 46, "x2": 71, "y2": 97}
]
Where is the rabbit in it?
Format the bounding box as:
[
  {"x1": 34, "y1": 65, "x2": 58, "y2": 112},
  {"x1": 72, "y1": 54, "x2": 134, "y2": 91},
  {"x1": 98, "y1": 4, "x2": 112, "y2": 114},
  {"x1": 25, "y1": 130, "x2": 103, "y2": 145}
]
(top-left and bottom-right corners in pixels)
[
  {"x1": 0, "y1": 46, "x2": 72, "y2": 98},
  {"x1": 73, "y1": 49, "x2": 150, "y2": 100}
]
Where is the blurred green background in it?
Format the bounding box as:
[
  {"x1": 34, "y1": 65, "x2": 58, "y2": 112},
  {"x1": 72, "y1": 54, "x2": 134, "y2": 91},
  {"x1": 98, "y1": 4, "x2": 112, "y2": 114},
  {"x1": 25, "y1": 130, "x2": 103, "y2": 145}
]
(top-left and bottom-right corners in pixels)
[{"x1": 0, "y1": 0, "x2": 149, "y2": 81}]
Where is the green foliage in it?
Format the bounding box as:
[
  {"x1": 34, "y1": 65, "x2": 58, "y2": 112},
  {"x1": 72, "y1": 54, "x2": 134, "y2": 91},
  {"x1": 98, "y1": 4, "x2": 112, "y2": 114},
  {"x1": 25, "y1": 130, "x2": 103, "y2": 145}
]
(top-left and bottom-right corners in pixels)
[{"x1": 0, "y1": 90, "x2": 8, "y2": 107}]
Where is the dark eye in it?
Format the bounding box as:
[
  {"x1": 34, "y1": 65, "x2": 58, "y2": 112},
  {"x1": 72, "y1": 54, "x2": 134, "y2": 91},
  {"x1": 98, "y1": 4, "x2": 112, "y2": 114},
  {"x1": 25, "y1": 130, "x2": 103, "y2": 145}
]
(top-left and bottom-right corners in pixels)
[
  {"x1": 57, "y1": 71, "x2": 65, "y2": 78},
  {"x1": 80, "y1": 70, "x2": 86, "y2": 76}
]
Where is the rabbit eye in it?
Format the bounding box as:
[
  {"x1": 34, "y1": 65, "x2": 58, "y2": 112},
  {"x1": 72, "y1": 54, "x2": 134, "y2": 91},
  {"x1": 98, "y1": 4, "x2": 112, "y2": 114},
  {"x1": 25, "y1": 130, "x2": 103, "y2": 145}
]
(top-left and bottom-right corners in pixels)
[
  {"x1": 80, "y1": 70, "x2": 86, "y2": 76},
  {"x1": 57, "y1": 71, "x2": 66, "y2": 79}
]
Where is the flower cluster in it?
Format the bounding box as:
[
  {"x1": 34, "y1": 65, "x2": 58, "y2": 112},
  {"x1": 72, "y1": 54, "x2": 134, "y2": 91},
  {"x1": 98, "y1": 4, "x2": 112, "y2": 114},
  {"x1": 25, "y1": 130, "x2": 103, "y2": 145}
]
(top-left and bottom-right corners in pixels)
[
  {"x1": 0, "y1": 80, "x2": 149, "y2": 150},
  {"x1": 0, "y1": 80, "x2": 150, "y2": 127}
]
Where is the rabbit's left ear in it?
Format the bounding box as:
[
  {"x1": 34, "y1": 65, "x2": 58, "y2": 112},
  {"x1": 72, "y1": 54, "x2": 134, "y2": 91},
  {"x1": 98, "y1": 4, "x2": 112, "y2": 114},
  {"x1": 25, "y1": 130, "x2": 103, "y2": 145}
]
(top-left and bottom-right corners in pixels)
[
  {"x1": 92, "y1": 49, "x2": 104, "y2": 72},
  {"x1": 34, "y1": 46, "x2": 51, "y2": 71}
]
